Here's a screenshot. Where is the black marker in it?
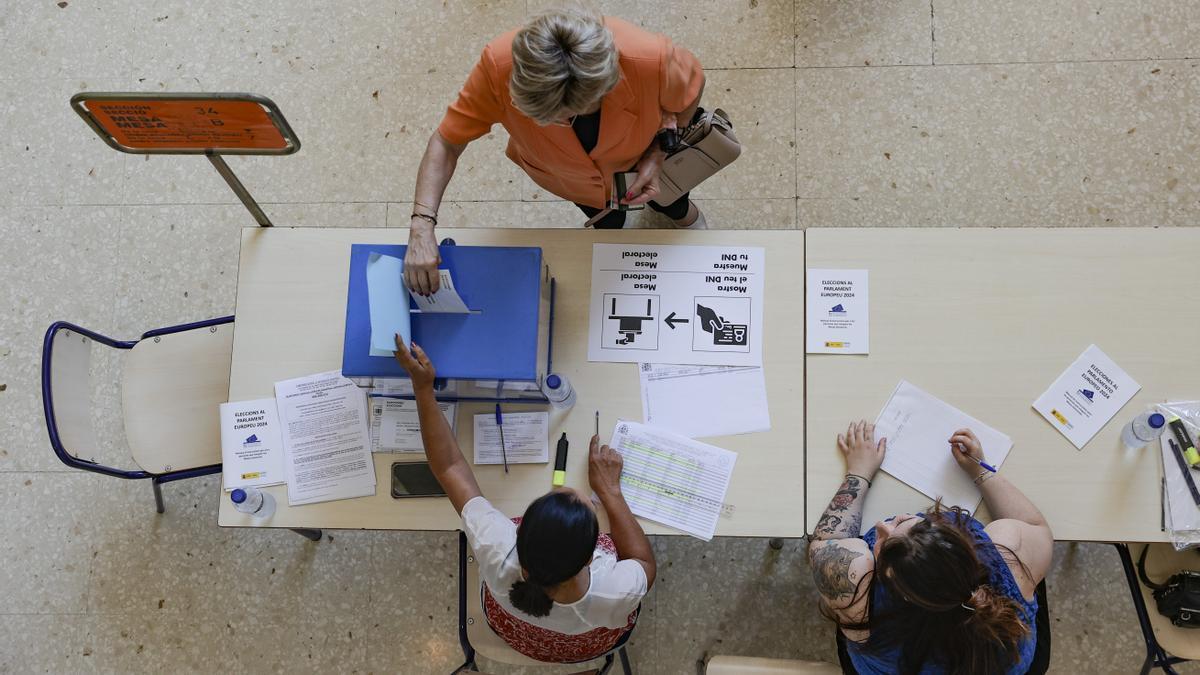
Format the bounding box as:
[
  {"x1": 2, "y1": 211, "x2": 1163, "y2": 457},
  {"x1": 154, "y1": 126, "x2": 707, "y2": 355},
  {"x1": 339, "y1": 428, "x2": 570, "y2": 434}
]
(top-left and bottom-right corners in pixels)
[{"x1": 553, "y1": 433, "x2": 568, "y2": 487}]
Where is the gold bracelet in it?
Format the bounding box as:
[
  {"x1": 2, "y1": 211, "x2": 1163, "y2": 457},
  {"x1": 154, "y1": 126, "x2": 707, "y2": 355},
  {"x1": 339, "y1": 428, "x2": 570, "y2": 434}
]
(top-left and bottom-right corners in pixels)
[
  {"x1": 973, "y1": 470, "x2": 994, "y2": 486},
  {"x1": 411, "y1": 212, "x2": 437, "y2": 227}
]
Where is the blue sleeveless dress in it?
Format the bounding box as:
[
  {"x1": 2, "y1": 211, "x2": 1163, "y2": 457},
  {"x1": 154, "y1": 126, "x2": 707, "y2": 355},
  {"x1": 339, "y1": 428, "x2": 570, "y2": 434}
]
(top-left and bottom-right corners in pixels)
[{"x1": 846, "y1": 513, "x2": 1038, "y2": 674}]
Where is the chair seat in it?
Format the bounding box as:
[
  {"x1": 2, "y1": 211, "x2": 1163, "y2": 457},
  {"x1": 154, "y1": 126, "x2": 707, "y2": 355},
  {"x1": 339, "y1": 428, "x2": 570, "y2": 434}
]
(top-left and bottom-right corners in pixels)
[
  {"x1": 705, "y1": 655, "x2": 841, "y2": 674},
  {"x1": 465, "y1": 550, "x2": 546, "y2": 666},
  {"x1": 121, "y1": 324, "x2": 233, "y2": 473},
  {"x1": 1133, "y1": 543, "x2": 1200, "y2": 661}
]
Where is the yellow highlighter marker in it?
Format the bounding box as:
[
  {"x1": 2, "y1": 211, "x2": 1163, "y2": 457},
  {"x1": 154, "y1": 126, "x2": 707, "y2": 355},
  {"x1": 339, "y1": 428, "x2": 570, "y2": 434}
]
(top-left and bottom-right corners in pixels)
[{"x1": 553, "y1": 432, "x2": 569, "y2": 487}]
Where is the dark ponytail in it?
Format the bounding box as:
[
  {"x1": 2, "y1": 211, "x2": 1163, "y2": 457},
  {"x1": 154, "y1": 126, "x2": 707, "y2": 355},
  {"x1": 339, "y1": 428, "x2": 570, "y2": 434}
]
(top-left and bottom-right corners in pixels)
[
  {"x1": 509, "y1": 491, "x2": 599, "y2": 617},
  {"x1": 826, "y1": 502, "x2": 1031, "y2": 674}
]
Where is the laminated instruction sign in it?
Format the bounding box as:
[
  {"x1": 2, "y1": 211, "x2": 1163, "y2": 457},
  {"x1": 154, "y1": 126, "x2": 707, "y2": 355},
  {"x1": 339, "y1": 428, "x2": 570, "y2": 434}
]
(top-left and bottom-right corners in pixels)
[{"x1": 588, "y1": 243, "x2": 765, "y2": 367}]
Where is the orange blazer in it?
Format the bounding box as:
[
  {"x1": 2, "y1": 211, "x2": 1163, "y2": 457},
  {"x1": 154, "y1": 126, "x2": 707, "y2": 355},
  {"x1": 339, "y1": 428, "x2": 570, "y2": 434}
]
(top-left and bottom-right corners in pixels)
[{"x1": 437, "y1": 17, "x2": 704, "y2": 209}]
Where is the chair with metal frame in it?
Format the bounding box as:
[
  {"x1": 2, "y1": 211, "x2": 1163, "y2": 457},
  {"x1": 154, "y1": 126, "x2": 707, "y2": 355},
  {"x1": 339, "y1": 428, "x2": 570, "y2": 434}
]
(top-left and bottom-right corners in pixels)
[
  {"x1": 454, "y1": 531, "x2": 634, "y2": 674},
  {"x1": 41, "y1": 317, "x2": 232, "y2": 513},
  {"x1": 1114, "y1": 542, "x2": 1200, "y2": 675}
]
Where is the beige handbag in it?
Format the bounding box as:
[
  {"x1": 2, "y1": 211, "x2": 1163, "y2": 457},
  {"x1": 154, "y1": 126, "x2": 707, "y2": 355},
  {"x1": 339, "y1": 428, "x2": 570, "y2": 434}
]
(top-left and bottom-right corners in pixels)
[
  {"x1": 584, "y1": 108, "x2": 742, "y2": 227},
  {"x1": 652, "y1": 107, "x2": 741, "y2": 207}
]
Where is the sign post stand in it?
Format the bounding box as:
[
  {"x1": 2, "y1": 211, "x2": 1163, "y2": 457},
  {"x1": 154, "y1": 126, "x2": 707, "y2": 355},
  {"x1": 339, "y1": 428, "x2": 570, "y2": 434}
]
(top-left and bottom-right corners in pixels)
[{"x1": 71, "y1": 92, "x2": 301, "y2": 227}]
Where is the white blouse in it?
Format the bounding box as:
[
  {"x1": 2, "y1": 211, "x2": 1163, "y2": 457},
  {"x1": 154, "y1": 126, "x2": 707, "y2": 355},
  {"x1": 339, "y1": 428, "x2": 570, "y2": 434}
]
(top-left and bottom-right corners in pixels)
[{"x1": 461, "y1": 496, "x2": 647, "y2": 635}]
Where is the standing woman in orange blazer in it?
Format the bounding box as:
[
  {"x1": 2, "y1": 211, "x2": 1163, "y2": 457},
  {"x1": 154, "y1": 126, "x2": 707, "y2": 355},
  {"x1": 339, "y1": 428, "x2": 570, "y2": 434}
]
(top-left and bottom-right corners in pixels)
[{"x1": 403, "y1": 6, "x2": 706, "y2": 295}]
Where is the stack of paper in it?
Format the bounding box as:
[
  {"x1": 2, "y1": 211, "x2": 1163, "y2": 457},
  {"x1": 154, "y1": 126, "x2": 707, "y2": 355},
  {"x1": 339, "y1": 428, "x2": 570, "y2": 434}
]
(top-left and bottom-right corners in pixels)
[
  {"x1": 369, "y1": 397, "x2": 456, "y2": 453},
  {"x1": 875, "y1": 380, "x2": 1013, "y2": 513},
  {"x1": 473, "y1": 411, "x2": 550, "y2": 465},
  {"x1": 638, "y1": 363, "x2": 769, "y2": 439},
  {"x1": 609, "y1": 420, "x2": 737, "y2": 540},
  {"x1": 275, "y1": 370, "x2": 377, "y2": 505}
]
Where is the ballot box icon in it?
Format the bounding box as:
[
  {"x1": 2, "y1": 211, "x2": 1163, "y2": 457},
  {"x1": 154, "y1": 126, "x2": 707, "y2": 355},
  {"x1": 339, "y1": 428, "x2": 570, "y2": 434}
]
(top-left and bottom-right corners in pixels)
[{"x1": 604, "y1": 294, "x2": 660, "y2": 348}]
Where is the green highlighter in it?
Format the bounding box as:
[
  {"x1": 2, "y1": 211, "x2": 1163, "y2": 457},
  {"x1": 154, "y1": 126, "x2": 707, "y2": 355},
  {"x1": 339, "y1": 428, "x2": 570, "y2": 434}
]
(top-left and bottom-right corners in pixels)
[
  {"x1": 553, "y1": 433, "x2": 569, "y2": 487},
  {"x1": 1169, "y1": 416, "x2": 1200, "y2": 466}
]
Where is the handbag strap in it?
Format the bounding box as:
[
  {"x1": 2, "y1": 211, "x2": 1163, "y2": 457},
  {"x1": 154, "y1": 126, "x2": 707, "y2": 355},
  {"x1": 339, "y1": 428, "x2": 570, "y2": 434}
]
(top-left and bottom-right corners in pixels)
[
  {"x1": 1138, "y1": 544, "x2": 1168, "y2": 591},
  {"x1": 584, "y1": 208, "x2": 613, "y2": 228}
]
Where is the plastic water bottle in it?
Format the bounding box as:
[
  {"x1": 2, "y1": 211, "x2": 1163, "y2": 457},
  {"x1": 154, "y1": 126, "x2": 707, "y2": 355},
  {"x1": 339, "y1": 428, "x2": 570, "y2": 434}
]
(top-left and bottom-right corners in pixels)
[
  {"x1": 1121, "y1": 411, "x2": 1167, "y2": 450},
  {"x1": 231, "y1": 487, "x2": 276, "y2": 519},
  {"x1": 542, "y1": 373, "x2": 576, "y2": 410}
]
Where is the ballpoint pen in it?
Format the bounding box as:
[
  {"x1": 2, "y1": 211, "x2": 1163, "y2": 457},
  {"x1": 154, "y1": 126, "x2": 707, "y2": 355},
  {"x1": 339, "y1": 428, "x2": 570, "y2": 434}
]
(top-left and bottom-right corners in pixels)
[
  {"x1": 595, "y1": 410, "x2": 600, "y2": 437},
  {"x1": 959, "y1": 449, "x2": 997, "y2": 474},
  {"x1": 495, "y1": 403, "x2": 509, "y2": 474}
]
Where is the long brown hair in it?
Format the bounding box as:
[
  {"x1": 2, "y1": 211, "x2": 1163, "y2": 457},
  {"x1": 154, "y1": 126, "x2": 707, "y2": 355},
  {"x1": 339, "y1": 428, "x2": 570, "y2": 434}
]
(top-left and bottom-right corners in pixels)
[{"x1": 825, "y1": 502, "x2": 1031, "y2": 674}]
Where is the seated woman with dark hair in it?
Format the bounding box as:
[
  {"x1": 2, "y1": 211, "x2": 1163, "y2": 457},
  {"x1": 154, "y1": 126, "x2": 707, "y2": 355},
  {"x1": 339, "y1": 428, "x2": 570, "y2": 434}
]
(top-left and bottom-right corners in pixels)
[
  {"x1": 808, "y1": 421, "x2": 1054, "y2": 675},
  {"x1": 393, "y1": 337, "x2": 655, "y2": 663}
]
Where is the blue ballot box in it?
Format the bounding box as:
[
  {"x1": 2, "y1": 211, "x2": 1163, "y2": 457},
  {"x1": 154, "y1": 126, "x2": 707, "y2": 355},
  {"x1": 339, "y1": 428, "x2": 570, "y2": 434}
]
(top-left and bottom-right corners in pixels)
[{"x1": 341, "y1": 243, "x2": 555, "y2": 401}]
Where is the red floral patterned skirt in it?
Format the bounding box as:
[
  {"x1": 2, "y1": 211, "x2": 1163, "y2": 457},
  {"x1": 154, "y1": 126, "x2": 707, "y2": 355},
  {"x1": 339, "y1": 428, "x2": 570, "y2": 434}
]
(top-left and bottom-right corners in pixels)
[{"x1": 480, "y1": 526, "x2": 639, "y2": 663}]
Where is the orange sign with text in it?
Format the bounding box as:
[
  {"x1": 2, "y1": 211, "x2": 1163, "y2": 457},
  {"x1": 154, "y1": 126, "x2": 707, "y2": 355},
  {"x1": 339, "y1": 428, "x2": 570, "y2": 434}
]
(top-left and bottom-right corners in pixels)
[{"x1": 81, "y1": 99, "x2": 288, "y2": 151}]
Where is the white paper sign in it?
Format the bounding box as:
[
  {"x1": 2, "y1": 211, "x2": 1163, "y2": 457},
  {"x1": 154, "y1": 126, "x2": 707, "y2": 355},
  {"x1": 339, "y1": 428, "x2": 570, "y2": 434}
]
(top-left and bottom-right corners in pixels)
[
  {"x1": 219, "y1": 398, "x2": 286, "y2": 490},
  {"x1": 806, "y1": 269, "x2": 869, "y2": 354},
  {"x1": 1032, "y1": 344, "x2": 1141, "y2": 450},
  {"x1": 588, "y1": 244, "x2": 765, "y2": 367}
]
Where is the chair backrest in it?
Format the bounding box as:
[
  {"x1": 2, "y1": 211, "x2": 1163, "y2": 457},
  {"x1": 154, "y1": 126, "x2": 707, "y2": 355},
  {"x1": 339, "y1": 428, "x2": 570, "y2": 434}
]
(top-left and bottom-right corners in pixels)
[
  {"x1": 464, "y1": 541, "x2": 546, "y2": 666},
  {"x1": 705, "y1": 655, "x2": 841, "y2": 674},
  {"x1": 121, "y1": 322, "x2": 232, "y2": 473},
  {"x1": 41, "y1": 322, "x2": 145, "y2": 478}
]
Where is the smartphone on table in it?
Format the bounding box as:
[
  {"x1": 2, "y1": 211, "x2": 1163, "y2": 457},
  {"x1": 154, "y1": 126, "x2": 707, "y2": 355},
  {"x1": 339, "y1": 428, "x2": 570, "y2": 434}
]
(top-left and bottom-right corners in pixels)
[{"x1": 391, "y1": 461, "x2": 447, "y2": 498}]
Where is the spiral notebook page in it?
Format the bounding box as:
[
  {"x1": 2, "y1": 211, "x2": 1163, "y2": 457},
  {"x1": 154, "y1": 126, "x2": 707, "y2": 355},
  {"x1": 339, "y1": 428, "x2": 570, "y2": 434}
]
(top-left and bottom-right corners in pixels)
[{"x1": 874, "y1": 380, "x2": 1013, "y2": 513}]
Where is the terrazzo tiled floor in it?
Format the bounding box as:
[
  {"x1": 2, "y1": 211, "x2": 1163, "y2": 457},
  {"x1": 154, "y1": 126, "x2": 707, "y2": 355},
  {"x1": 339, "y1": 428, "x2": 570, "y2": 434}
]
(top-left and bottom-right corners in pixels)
[{"x1": 2, "y1": 1, "x2": 1197, "y2": 673}]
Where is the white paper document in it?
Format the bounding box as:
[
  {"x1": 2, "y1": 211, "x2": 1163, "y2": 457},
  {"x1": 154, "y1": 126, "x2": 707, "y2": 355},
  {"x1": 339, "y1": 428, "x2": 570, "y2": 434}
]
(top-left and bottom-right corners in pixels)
[
  {"x1": 875, "y1": 380, "x2": 1013, "y2": 513},
  {"x1": 1032, "y1": 344, "x2": 1140, "y2": 450},
  {"x1": 219, "y1": 398, "x2": 286, "y2": 490},
  {"x1": 409, "y1": 269, "x2": 470, "y2": 314},
  {"x1": 473, "y1": 411, "x2": 549, "y2": 464},
  {"x1": 588, "y1": 244, "x2": 766, "y2": 367},
  {"x1": 275, "y1": 371, "x2": 377, "y2": 505},
  {"x1": 369, "y1": 397, "x2": 456, "y2": 453},
  {"x1": 638, "y1": 363, "x2": 770, "y2": 439},
  {"x1": 609, "y1": 420, "x2": 737, "y2": 540},
  {"x1": 806, "y1": 269, "x2": 869, "y2": 354}
]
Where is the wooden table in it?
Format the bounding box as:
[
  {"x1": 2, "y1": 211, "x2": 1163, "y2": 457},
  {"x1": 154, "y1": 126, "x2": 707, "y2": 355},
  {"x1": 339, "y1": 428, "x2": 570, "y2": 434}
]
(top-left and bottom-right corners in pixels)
[
  {"x1": 220, "y1": 227, "x2": 805, "y2": 537},
  {"x1": 805, "y1": 228, "x2": 1200, "y2": 543}
]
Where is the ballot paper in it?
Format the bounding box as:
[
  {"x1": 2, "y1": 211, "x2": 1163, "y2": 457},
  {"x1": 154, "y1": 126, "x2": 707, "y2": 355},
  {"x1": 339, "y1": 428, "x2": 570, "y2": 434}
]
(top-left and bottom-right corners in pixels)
[
  {"x1": 1033, "y1": 344, "x2": 1140, "y2": 450},
  {"x1": 369, "y1": 397, "x2": 456, "y2": 453},
  {"x1": 638, "y1": 363, "x2": 770, "y2": 439},
  {"x1": 805, "y1": 269, "x2": 869, "y2": 354},
  {"x1": 609, "y1": 420, "x2": 737, "y2": 540},
  {"x1": 275, "y1": 371, "x2": 377, "y2": 505},
  {"x1": 366, "y1": 252, "x2": 412, "y2": 357},
  {"x1": 875, "y1": 380, "x2": 1013, "y2": 513},
  {"x1": 409, "y1": 269, "x2": 470, "y2": 313},
  {"x1": 219, "y1": 398, "x2": 286, "y2": 490},
  {"x1": 473, "y1": 411, "x2": 550, "y2": 464}
]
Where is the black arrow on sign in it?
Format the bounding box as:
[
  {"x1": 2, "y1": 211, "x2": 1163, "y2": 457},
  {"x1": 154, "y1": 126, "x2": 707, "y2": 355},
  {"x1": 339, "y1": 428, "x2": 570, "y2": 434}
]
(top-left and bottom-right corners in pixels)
[{"x1": 664, "y1": 312, "x2": 689, "y2": 329}]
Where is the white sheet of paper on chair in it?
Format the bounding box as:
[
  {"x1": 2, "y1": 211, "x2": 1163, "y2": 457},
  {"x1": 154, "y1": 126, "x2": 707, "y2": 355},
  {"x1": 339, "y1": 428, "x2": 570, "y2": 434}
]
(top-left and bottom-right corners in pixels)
[{"x1": 874, "y1": 380, "x2": 1013, "y2": 513}]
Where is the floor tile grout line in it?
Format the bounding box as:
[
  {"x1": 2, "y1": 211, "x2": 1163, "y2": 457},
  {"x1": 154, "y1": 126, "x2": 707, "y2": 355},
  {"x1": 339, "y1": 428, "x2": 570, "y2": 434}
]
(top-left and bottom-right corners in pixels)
[{"x1": 929, "y1": 0, "x2": 936, "y2": 66}]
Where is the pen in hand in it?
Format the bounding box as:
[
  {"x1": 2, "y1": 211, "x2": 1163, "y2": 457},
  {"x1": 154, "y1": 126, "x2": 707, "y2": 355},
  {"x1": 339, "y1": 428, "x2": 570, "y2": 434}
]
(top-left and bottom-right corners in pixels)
[
  {"x1": 955, "y1": 444, "x2": 997, "y2": 473},
  {"x1": 495, "y1": 403, "x2": 508, "y2": 474}
]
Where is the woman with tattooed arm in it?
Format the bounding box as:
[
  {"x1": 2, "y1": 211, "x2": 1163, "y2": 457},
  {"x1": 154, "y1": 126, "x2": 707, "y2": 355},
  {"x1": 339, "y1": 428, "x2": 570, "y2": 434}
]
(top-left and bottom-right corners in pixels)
[{"x1": 807, "y1": 421, "x2": 1054, "y2": 675}]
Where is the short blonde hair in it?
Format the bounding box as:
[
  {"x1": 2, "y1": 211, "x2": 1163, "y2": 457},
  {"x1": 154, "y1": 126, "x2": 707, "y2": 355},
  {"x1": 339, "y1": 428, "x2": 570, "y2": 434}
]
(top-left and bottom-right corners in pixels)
[{"x1": 510, "y1": 6, "x2": 620, "y2": 125}]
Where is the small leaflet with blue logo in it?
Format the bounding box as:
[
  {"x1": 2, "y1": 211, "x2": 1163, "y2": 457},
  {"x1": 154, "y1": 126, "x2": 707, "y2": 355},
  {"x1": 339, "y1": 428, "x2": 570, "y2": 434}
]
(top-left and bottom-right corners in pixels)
[
  {"x1": 805, "y1": 268, "x2": 869, "y2": 354},
  {"x1": 1032, "y1": 344, "x2": 1141, "y2": 450},
  {"x1": 219, "y1": 397, "x2": 286, "y2": 490}
]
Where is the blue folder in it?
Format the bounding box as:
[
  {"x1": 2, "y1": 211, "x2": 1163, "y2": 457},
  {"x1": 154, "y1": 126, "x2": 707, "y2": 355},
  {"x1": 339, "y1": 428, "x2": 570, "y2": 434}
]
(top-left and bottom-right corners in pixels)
[{"x1": 342, "y1": 244, "x2": 545, "y2": 381}]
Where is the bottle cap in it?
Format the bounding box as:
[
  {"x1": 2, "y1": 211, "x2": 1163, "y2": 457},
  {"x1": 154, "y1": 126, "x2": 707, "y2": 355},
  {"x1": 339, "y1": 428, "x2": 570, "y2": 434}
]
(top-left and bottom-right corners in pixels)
[
  {"x1": 1149, "y1": 413, "x2": 1166, "y2": 428},
  {"x1": 231, "y1": 488, "x2": 247, "y2": 504},
  {"x1": 546, "y1": 374, "x2": 562, "y2": 390}
]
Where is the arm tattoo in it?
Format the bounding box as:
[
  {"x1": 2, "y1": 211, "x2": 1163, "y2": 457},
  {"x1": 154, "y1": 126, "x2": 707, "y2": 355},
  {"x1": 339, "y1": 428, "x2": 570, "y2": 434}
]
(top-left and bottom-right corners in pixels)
[
  {"x1": 811, "y1": 475, "x2": 869, "y2": 540},
  {"x1": 810, "y1": 542, "x2": 864, "y2": 599}
]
